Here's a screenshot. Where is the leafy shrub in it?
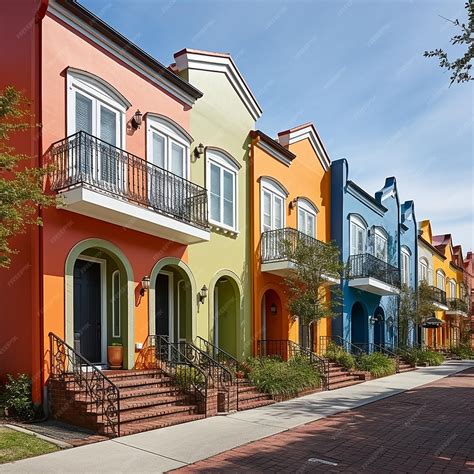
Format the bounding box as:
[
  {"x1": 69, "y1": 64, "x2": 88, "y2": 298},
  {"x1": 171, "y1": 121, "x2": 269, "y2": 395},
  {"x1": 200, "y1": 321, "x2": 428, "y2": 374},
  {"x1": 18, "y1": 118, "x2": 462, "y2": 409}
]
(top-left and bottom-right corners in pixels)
[
  {"x1": 4, "y1": 374, "x2": 34, "y2": 420},
  {"x1": 325, "y1": 343, "x2": 356, "y2": 370},
  {"x1": 246, "y1": 356, "x2": 322, "y2": 397},
  {"x1": 403, "y1": 349, "x2": 445, "y2": 366},
  {"x1": 450, "y1": 345, "x2": 474, "y2": 360},
  {"x1": 355, "y1": 352, "x2": 396, "y2": 378},
  {"x1": 174, "y1": 365, "x2": 206, "y2": 390}
]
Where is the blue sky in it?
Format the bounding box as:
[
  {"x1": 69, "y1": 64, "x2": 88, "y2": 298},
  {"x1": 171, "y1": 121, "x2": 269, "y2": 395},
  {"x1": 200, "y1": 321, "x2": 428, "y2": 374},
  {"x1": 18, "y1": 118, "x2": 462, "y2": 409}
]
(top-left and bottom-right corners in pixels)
[{"x1": 82, "y1": 0, "x2": 473, "y2": 251}]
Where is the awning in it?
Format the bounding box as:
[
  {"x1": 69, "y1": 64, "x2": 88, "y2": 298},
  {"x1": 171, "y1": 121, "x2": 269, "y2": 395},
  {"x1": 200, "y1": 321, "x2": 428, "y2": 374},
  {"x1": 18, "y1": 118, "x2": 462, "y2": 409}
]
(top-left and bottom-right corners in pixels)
[{"x1": 422, "y1": 316, "x2": 444, "y2": 328}]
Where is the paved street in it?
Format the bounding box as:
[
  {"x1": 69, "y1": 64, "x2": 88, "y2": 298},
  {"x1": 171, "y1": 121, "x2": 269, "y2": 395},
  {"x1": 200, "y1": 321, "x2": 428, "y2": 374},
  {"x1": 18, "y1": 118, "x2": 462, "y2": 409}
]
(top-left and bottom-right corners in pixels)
[
  {"x1": 174, "y1": 367, "x2": 474, "y2": 473},
  {"x1": 2, "y1": 361, "x2": 473, "y2": 473}
]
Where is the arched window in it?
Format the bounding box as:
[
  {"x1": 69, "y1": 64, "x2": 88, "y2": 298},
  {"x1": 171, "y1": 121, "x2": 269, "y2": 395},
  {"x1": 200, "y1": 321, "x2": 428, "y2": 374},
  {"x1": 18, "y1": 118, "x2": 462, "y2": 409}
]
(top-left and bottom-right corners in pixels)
[
  {"x1": 373, "y1": 227, "x2": 388, "y2": 262},
  {"x1": 449, "y1": 279, "x2": 457, "y2": 298},
  {"x1": 419, "y1": 257, "x2": 430, "y2": 284},
  {"x1": 297, "y1": 198, "x2": 318, "y2": 238},
  {"x1": 349, "y1": 215, "x2": 367, "y2": 256},
  {"x1": 146, "y1": 113, "x2": 192, "y2": 179},
  {"x1": 207, "y1": 148, "x2": 240, "y2": 232},
  {"x1": 260, "y1": 177, "x2": 287, "y2": 233},
  {"x1": 401, "y1": 246, "x2": 411, "y2": 285},
  {"x1": 436, "y1": 270, "x2": 446, "y2": 291}
]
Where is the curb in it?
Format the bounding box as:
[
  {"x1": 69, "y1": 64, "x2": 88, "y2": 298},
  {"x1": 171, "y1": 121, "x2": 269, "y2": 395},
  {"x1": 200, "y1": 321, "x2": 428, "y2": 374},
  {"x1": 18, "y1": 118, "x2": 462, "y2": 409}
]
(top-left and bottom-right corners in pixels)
[{"x1": 4, "y1": 424, "x2": 72, "y2": 449}]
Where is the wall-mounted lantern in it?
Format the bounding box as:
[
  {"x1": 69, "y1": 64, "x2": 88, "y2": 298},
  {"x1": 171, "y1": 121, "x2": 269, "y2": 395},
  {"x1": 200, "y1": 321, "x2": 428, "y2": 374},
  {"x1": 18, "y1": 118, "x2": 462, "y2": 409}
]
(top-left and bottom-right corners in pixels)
[
  {"x1": 132, "y1": 109, "x2": 143, "y2": 130},
  {"x1": 270, "y1": 303, "x2": 277, "y2": 315},
  {"x1": 194, "y1": 143, "x2": 205, "y2": 159},
  {"x1": 198, "y1": 285, "x2": 208, "y2": 304},
  {"x1": 140, "y1": 275, "x2": 150, "y2": 296},
  {"x1": 289, "y1": 198, "x2": 298, "y2": 210}
]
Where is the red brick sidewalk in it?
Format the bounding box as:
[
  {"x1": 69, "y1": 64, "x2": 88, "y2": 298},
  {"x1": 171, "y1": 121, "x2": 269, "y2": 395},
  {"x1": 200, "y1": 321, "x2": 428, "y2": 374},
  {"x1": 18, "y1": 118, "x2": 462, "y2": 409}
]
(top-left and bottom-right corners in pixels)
[{"x1": 172, "y1": 368, "x2": 474, "y2": 473}]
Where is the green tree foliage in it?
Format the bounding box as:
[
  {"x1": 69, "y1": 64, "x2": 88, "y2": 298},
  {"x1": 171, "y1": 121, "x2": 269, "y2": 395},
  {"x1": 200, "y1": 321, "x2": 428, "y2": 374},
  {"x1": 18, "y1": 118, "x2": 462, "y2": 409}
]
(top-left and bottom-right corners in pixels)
[
  {"x1": 0, "y1": 87, "x2": 56, "y2": 268},
  {"x1": 424, "y1": 1, "x2": 474, "y2": 85},
  {"x1": 416, "y1": 280, "x2": 439, "y2": 322},
  {"x1": 283, "y1": 236, "x2": 345, "y2": 346}
]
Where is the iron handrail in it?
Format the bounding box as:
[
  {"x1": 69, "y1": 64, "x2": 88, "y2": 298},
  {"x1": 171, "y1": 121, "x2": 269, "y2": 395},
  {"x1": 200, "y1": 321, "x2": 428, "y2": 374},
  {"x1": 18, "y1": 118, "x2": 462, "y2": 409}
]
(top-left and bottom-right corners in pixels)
[
  {"x1": 352, "y1": 342, "x2": 400, "y2": 372},
  {"x1": 430, "y1": 286, "x2": 447, "y2": 305},
  {"x1": 318, "y1": 335, "x2": 365, "y2": 357},
  {"x1": 257, "y1": 339, "x2": 329, "y2": 390},
  {"x1": 194, "y1": 336, "x2": 242, "y2": 374},
  {"x1": 49, "y1": 131, "x2": 209, "y2": 230},
  {"x1": 447, "y1": 298, "x2": 469, "y2": 313},
  {"x1": 48, "y1": 332, "x2": 120, "y2": 437}
]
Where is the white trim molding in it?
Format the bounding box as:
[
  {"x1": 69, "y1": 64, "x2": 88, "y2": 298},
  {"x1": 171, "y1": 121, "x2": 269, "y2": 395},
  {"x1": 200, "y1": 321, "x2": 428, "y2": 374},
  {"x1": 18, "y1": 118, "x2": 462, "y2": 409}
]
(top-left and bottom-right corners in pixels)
[{"x1": 174, "y1": 49, "x2": 263, "y2": 121}]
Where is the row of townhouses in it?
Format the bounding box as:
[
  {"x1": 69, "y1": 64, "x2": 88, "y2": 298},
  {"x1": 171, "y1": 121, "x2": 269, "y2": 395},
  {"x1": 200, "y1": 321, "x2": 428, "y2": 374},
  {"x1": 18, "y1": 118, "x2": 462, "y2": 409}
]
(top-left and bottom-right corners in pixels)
[{"x1": 1, "y1": 0, "x2": 472, "y2": 436}]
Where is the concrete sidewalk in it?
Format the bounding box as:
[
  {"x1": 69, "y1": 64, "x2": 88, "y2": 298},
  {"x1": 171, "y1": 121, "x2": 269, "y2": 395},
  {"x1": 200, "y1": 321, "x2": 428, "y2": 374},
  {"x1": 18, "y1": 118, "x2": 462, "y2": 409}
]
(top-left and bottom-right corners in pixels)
[{"x1": 2, "y1": 360, "x2": 472, "y2": 473}]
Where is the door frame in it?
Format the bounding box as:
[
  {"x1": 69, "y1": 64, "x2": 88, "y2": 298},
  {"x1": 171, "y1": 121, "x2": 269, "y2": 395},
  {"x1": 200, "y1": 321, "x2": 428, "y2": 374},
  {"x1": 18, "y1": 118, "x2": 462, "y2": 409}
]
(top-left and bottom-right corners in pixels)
[
  {"x1": 156, "y1": 270, "x2": 174, "y2": 343},
  {"x1": 76, "y1": 255, "x2": 107, "y2": 365}
]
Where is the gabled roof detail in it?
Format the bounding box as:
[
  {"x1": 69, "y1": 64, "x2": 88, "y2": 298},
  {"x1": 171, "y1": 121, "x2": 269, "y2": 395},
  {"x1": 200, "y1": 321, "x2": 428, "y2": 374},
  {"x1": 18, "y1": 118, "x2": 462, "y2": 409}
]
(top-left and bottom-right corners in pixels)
[
  {"x1": 375, "y1": 177, "x2": 399, "y2": 205},
  {"x1": 277, "y1": 123, "x2": 331, "y2": 171},
  {"x1": 173, "y1": 49, "x2": 262, "y2": 121},
  {"x1": 250, "y1": 130, "x2": 296, "y2": 167}
]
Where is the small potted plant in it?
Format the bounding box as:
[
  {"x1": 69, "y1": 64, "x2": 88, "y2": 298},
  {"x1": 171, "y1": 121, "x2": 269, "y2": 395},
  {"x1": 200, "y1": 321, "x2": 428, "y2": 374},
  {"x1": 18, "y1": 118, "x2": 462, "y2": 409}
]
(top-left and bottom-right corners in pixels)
[{"x1": 107, "y1": 342, "x2": 123, "y2": 369}]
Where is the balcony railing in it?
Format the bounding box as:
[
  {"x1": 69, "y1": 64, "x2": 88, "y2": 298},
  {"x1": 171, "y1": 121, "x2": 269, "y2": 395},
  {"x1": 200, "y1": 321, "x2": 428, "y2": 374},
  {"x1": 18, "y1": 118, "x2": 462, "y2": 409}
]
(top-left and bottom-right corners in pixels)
[
  {"x1": 347, "y1": 253, "x2": 400, "y2": 288},
  {"x1": 447, "y1": 298, "x2": 468, "y2": 314},
  {"x1": 50, "y1": 131, "x2": 209, "y2": 230},
  {"x1": 261, "y1": 227, "x2": 328, "y2": 264},
  {"x1": 430, "y1": 286, "x2": 447, "y2": 306}
]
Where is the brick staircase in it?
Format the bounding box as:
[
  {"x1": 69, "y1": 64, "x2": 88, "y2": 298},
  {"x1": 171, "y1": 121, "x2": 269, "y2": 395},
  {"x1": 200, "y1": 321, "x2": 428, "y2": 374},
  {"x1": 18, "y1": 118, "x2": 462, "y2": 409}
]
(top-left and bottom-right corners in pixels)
[
  {"x1": 397, "y1": 358, "x2": 416, "y2": 373},
  {"x1": 236, "y1": 379, "x2": 275, "y2": 411},
  {"x1": 327, "y1": 362, "x2": 364, "y2": 390},
  {"x1": 49, "y1": 369, "x2": 205, "y2": 437}
]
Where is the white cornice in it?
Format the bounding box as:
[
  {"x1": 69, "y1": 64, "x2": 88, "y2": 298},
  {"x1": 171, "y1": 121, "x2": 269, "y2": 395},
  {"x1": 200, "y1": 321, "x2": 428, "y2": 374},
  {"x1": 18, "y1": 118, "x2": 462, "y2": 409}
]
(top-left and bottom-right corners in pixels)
[
  {"x1": 48, "y1": 1, "x2": 198, "y2": 107},
  {"x1": 278, "y1": 125, "x2": 330, "y2": 171},
  {"x1": 346, "y1": 184, "x2": 385, "y2": 217},
  {"x1": 256, "y1": 140, "x2": 292, "y2": 167},
  {"x1": 174, "y1": 50, "x2": 262, "y2": 122}
]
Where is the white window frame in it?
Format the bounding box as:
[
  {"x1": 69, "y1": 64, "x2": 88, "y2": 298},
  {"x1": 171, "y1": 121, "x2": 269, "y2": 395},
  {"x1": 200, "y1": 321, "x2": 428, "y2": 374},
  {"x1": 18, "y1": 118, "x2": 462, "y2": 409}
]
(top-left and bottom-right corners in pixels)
[
  {"x1": 449, "y1": 279, "x2": 457, "y2": 298},
  {"x1": 260, "y1": 178, "x2": 286, "y2": 233},
  {"x1": 401, "y1": 246, "x2": 411, "y2": 285},
  {"x1": 67, "y1": 71, "x2": 126, "y2": 146},
  {"x1": 112, "y1": 270, "x2": 121, "y2": 338},
  {"x1": 349, "y1": 215, "x2": 367, "y2": 256},
  {"x1": 419, "y1": 257, "x2": 429, "y2": 284},
  {"x1": 436, "y1": 270, "x2": 446, "y2": 291},
  {"x1": 297, "y1": 199, "x2": 318, "y2": 238},
  {"x1": 373, "y1": 227, "x2": 388, "y2": 262},
  {"x1": 206, "y1": 149, "x2": 239, "y2": 232},
  {"x1": 146, "y1": 115, "x2": 191, "y2": 179}
]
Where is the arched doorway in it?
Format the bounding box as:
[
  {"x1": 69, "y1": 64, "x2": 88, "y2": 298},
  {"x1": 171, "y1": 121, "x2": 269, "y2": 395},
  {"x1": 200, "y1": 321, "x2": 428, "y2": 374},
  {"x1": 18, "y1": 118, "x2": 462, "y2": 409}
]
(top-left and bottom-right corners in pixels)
[
  {"x1": 373, "y1": 306, "x2": 385, "y2": 346},
  {"x1": 213, "y1": 276, "x2": 240, "y2": 357},
  {"x1": 155, "y1": 264, "x2": 193, "y2": 344},
  {"x1": 260, "y1": 289, "x2": 285, "y2": 357},
  {"x1": 351, "y1": 301, "x2": 367, "y2": 345},
  {"x1": 65, "y1": 239, "x2": 133, "y2": 367}
]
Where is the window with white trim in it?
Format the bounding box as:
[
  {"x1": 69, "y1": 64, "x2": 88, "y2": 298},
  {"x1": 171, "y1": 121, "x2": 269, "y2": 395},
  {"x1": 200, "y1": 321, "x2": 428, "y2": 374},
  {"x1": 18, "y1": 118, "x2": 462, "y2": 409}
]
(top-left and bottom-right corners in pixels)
[
  {"x1": 349, "y1": 215, "x2": 367, "y2": 256},
  {"x1": 112, "y1": 270, "x2": 121, "y2": 338},
  {"x1": 146, "y1": 116, "x2": 190, "y2": 179},
  {"x1": 449, "y1": 279, "x2": 457, "y2": 298},
  {"x1": 401, "y1": 247, "x2": 411, "y2": 285},
  {"x1": 436, "y1": 270, "x2": 445, "y2": 291},
  {"x1": 419, "y1": 258, "x2": 429, "y2": 284},
  {"x1": 260, "y1": 178, "x2": 286, "y2": 232},
  {"x1": 374, "y1": 228, "x2": 388, "y2": 262},
  {"x1": 207, "y1": 150, "x2": 238, "y2": 231},
  {"x1": 297, "y1": 199, "x2": 318, "y2": 238},
  {"x1": 67, "y1": 71, "x2": 127, "y2": 185}
]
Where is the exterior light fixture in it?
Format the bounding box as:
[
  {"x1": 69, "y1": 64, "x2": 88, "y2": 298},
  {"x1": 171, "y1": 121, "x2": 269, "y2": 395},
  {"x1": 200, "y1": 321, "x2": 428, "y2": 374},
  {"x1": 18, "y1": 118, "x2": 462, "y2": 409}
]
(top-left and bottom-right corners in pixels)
[
  {"x1": 194, "y1": 143, "x2": 205, "y2": 159},
  {"x1": 386, "y1": 317, "x2": 394, "y2": 328},
  {"x1": 369, "y1": 315, "x2": 376, "y2": 326},
  {"x1": 140, "y1": 275, "x2": 150, "y2": 296},
  {"x1": 270, "y1": 303, "x2": 277, "y2": 315},
  {"x1": 289, "y1": 198, "x2": 298, "y2": 210},
  {"x1": 199, "y1": 285, "x2": 208, "y2": 304},
  {"x1": 132, "y1": 109, "x2": 143, "y2": 129}
]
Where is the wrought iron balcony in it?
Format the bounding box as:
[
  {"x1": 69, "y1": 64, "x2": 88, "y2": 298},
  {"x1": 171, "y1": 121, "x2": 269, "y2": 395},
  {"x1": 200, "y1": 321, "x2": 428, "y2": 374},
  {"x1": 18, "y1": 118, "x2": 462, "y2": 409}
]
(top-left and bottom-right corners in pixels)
[
  {"x1": 49, "y1": 132, "x2": 209, "y2": 243},
  {"x1": 347, "y1": 253, "x2": 400, "y2": 295},
  {"x1": 430, "y1": 286, "x2": 447, "y2": 307},
  {"x1": 447, "y1": 297, "x2": 468, "y2": 315},
  {"x1": 260, "y1": 228, "x2": 337, "y2": 283}
]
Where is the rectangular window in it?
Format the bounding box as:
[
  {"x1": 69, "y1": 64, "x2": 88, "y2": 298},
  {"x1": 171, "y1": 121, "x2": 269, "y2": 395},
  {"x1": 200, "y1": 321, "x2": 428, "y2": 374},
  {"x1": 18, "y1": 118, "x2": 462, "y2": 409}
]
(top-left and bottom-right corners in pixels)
[
  {"x1": 210, "y1": 163, "x2": 221, "y2": 222},
  {"x1": 223, "y1": 169, "x2": 234, "y2": 227},
  {"x1": 374, "y1": 233, "x2": 388, "y2": 262},
  {"x1": 208, "y1": 160, "x2": 237, "y2": 231},
  {"x1": 112, "y1": 271, "x2": 120, "y2": 338},
  {"x1": 298, "y1": 207, "x2": 316, "y2": 237},
  {"x1": 263, "y1": 191, "x2": 272, "y2": 232},
  {"x1": 261, "y1": 188, "x2": 284, "y2": 232},
  {"x1": 152, "y1": 132, "x2": 165, "y2": 169},
  {"x1": 350, "y1": 223, "x2": 365, "y2": 255},
  {"x1": 170, "y1": 141, "x2": 185, "y2": 177},
  {"x1": 401, "y1": 252, "x2": 410, "y2": 284}
]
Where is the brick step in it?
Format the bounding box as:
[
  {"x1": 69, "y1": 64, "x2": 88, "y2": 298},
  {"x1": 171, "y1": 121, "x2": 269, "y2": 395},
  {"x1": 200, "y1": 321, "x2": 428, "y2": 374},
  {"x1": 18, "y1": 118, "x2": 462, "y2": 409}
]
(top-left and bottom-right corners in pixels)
[
  {"x1": 116, "y1": 395, "x2": 190, "y2": 412},
  {"x1": 104, "y1": 404, "x2": 199, "y2": 427},
  {"x1": 237, "y1": 384, "x2": 262, "y2": 394},
  {"x1": 103, "y1": 370, "x2": 166, "y2": 381},
  {"x1": 112, "y1": 377, "x2": 172, "y2": 389},
  {"x1": 119, "y1": 385, "x2": 182, "y2": 399},
  {"x1": 328, "y1": 374, "x2": 360, "y2": 384},
  {"x1": 119, "y1": 413, "x2": 206, "y2": 436},
  {"x1": 237, "y1": 399, "x2": 275, "y2": 411},
  {"x1": 238, "y1": 392, "x2": 272, "y2": 403},
  {"x1": 398, "y1": 366, "x2": 416, "y2": 373},
  {"x1": 329, "y1": 379, "x2": 363, "y2": 390},
  {"x1": 328, "y1": 370, "x2": 353, "y2": 378}
]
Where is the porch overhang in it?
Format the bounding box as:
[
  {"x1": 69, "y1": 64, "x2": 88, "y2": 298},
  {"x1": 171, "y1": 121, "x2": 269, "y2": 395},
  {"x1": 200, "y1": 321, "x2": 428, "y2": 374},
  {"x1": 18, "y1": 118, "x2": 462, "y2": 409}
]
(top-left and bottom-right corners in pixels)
[
  {"x1": 59, "y1": 186, "x2": 210, "y2": 244},
  {"x1": 433, "y1": 301, "x2": 449, "y2": 311},
  {"x1": 260, "y1": 260, "x2": 339, "y2": 286},
  {"x1": 348, "y1": 277, "x2": 399, "y2": 296},
  {"x1": 445, "y1": 309, "x2": 468, "y2": 318}
]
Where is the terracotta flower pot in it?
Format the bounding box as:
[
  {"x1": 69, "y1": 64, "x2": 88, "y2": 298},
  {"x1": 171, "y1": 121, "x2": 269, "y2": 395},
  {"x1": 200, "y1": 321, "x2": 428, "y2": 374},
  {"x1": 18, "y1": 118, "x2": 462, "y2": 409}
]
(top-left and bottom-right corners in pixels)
[{"x1": 107, "y1": 345, "x2": 123, "y2": 369}]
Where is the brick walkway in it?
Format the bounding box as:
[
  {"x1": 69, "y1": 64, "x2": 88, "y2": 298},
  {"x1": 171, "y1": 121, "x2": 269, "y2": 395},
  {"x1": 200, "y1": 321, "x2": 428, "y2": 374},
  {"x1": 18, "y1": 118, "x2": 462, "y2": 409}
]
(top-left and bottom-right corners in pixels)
[{"x1": 173, "y1": 368, "x2": 474, "y2": 473}]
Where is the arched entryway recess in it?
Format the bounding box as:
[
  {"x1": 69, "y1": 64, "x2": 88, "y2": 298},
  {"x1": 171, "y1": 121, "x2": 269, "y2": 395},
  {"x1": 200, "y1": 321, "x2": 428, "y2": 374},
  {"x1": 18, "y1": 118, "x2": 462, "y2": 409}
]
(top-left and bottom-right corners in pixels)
[
  {"x1": 351, "y1": 301, "x2": 368, "y2": 345},
  {"x1": 65, "y1": 238, "x2": 135, "y2": 368}
]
